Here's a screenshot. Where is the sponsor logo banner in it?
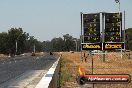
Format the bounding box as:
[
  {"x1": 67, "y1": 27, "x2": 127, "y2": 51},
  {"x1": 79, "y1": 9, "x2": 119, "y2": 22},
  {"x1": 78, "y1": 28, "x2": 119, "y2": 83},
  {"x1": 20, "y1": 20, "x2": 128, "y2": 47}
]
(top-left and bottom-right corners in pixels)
[
  {"x1": 82, "y1": 43, "x2": 124, "y2": 50},
  {"x1": 81, "y1": 43, "x2": 102, "y2": 50},
  {"x1": 103, "y1": 43, "x2": 124, "y2": 50}
]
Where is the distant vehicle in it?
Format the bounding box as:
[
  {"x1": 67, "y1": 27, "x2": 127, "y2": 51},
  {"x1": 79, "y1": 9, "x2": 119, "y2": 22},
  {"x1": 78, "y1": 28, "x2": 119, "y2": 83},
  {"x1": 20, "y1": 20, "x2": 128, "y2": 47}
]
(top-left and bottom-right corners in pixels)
[
  {"x1": 91, "y1": 50, "x2": 102, "y2": 53},
  {"x1": 70, "y1": 51, "x2": 74, "y2": 53},
  {"x1": 50, "y1": 52, "x2": 53, "y2": 55},
  {"x1": 91, "y1": 50, "x2": 98, "y2": 53},
  {"x1": 21, "y1": 53, "x2": 25, "y2": 56},
  {"x1": 31, "y1": 52, "x2": 35, "y2": 56}
]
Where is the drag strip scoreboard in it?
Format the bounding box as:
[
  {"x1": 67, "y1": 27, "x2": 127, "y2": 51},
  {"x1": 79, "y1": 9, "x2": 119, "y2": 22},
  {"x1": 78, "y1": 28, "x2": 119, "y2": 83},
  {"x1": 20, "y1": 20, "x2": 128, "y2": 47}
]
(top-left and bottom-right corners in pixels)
[
  {"x1": 105, "y1": 13, "x2": 122, "y2": 42},
  {"x1": 104, "y1": 12, "x2": 124, "y2": 50},
  {"x1": 82, "y1": 13, "x2": 101, "y2": 50},
  {"x1": 83, "y1": 13, "x2": 100, "y2": 43},
  {"x1": 81, "y1": 12, "x2": 124, "y2": 50}
]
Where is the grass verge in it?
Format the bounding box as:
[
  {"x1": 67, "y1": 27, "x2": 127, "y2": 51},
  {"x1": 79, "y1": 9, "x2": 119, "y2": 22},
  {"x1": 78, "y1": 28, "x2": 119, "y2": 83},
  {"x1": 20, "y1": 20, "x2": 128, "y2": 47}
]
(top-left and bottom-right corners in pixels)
[{"x1": 59, "y1": 57, "x2": 73, "y2": 87}]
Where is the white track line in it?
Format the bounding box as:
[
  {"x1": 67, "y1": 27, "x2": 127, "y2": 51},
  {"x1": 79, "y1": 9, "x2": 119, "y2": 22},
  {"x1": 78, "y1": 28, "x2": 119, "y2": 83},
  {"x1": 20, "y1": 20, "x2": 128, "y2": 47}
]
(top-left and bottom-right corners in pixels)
[{"x1": 35, "y1": 57, "x2": 60, "y2": 88}]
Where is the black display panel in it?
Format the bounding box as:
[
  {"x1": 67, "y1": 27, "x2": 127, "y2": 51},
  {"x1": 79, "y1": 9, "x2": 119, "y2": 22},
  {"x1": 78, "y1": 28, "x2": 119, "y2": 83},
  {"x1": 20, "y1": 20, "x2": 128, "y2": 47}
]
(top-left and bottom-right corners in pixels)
[
  {"x1": 105, "y1": 13, "x2": 122, "y2": 42},
  {"x1": 83, "y1": 13, "x2": 100, "y2": 43}
]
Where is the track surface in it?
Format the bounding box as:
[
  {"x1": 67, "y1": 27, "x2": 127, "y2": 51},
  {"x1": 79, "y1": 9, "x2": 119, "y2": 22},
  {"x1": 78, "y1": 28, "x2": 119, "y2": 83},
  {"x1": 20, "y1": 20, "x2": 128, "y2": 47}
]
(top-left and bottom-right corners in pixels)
[{"x1": 0, "y1": 54, "x2": 57, "y2": 88}]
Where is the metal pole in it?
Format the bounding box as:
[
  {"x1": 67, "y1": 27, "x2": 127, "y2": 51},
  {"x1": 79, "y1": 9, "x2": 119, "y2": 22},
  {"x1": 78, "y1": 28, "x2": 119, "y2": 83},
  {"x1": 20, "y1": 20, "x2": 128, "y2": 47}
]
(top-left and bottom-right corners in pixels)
[
  {"x1": 75, "y1": 40, "x2": 77, "y2": 51},
  {"x1": 88, "y1": 51, "x2": 94, "y2": 88},
  {"x1": 124, "y1": 11, "x2": 125, "y2": 51},
  {"x1": 34, "y1": 44, "x2": 35, "y2": 53},
  {"x1": 16, "y1": 40, "x2": 17, "y2": 55},
  {"x1": 92, "y1": 54, "x2": 94, "y2": 74},
  {"x1": 115, "y1": 0, "x2": 122, "y2": 58},
  {"x1": 76, "y1": 40, "x2": 78, "y2": 51},
  {"x1": 15, "y1": 33, "x2": 22, "y2": 55},
  {"x1": 102, "y1": 13, "x2": 105, "y2": 62},
  {"x1": 80, "y1": 12, "x2": 83, "y2": 61},
  {"x1": 119, "y1": 1, "x2": 120, "y2": 11},
  {"x1": 91, "y1": 53, "x2": 94, "y2": 88},
  {"x1": 118, "y1": 1, "x2": 123, "y2": 59}
]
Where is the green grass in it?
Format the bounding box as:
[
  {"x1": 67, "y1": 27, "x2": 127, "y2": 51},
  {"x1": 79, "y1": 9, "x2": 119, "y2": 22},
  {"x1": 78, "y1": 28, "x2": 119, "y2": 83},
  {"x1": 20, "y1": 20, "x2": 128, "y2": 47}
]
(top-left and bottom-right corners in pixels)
[{"x1": 59, "y1": 58, "x2": 72, "y2": 87}]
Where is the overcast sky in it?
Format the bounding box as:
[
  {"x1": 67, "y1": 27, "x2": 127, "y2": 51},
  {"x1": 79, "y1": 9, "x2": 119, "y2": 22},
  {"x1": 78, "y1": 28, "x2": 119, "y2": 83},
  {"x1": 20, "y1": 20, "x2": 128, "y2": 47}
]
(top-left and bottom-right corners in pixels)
[{"x1": 0, "y1": 0, "x2": 131, "y2": 41}]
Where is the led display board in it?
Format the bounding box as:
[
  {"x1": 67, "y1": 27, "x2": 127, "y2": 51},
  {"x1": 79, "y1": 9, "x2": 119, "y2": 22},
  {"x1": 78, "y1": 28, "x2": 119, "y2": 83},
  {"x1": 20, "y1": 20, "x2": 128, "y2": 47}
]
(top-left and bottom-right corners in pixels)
[
  {"x1": 105, "y1": 13, "x2": 122, "y2": 42},
  {"x1": 83, "y1": 13, "x2": 100, "y2": 43}
]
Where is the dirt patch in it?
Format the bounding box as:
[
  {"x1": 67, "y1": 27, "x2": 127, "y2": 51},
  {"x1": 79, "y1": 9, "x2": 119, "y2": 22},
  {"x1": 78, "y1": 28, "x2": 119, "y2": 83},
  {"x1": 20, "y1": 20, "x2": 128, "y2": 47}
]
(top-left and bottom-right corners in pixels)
[
  {"x1": 0, "y1": 54, "x2": 9, "y2": 61},
  {"x1": 0, "y1": 54, "x2": 8, "y2": 57}
]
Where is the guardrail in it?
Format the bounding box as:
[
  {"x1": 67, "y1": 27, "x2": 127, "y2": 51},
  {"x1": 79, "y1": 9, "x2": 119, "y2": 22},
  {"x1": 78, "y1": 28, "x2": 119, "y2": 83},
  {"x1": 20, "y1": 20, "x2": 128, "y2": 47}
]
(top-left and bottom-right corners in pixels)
[{"x1": 35, "y1": 56, "x2": 60, "y2": 88}]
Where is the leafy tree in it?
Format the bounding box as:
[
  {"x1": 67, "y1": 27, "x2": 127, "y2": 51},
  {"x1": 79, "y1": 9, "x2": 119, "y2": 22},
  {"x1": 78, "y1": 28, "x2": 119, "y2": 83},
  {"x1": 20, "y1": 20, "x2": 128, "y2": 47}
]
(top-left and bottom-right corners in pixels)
[
  {"x1": 125, "y1": 28, "x2": 132, "y2": 50},
  {"x1": 51, "y1": 37, "x2": 64, "y2": 52},
  {"x1": 63, "y1": 34, "x2": 75, "y2": 51},
  {"x1": 42, "y1": 41, "x2": 52, "y2": 52},
  {"x1": 8, "y1": 28, "x2": 29, "y2": 55},
  {"x1": 0, "y1": 32, "x2": 9, "y2": 54},
  {"x1": 0, "y1": 27, "x2": 81, "y2": 54},
  {"x1": 35, "y1": 40, "x2": 43, "y2": 52},
  {"x1": 24, "y1": 36, "x2": 35, "y2": 52}
]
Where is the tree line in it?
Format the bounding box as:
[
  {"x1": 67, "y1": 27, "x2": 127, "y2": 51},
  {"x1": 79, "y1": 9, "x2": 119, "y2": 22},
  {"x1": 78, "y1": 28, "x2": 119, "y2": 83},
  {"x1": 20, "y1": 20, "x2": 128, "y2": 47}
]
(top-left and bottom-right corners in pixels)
[
  {"x1": 43, "y1": 34, "x2": 80, "y2": 52},
  {"x1": 0, "y1": 28, "x2": 80, "y2": 55},
  {"x1": 0, "y1": 28, "x2": 43, "y2": 55},
  {"x1": 0, "y1": 27, "x2": 132, "y2": 55},
  {"x1": 125, "y1": 28, "x2": 132, "y2": 50}
]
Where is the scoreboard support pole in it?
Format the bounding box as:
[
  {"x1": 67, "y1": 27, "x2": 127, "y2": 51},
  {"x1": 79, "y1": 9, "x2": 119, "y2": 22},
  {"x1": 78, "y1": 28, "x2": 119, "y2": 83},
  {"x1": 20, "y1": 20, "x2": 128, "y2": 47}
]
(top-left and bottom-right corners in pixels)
[
  {"x1": 102, "y1": 12, "x2": 105, "y2": 62},
  {"x1": 118, "y1": 1, "x2": 123, "y2": 59},
  {"x1": 80, "y1": 12, "x2": 83, "y2": 62},
  {"x1": 124, "y1": 11, "x2": 126, "y2": 51},
  {"x1": 91, "y1": 52, "x2": 95, "y2": 88}
]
